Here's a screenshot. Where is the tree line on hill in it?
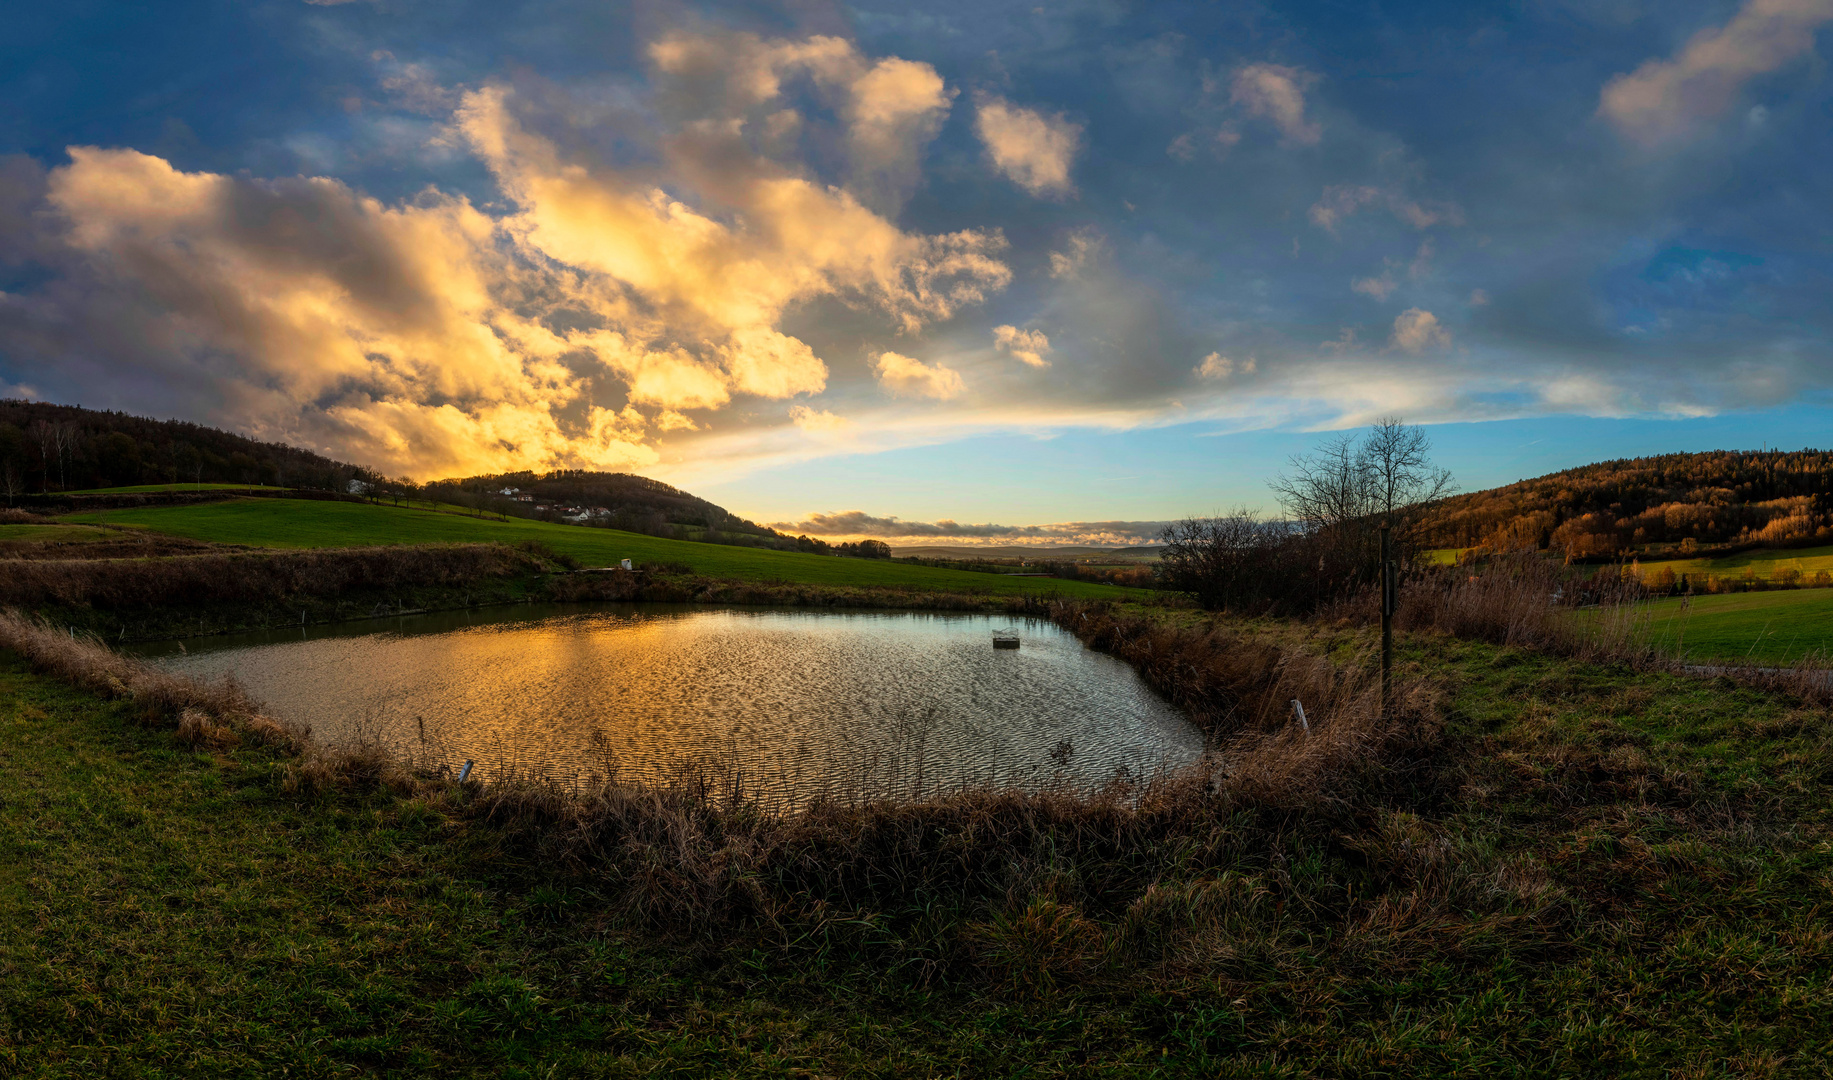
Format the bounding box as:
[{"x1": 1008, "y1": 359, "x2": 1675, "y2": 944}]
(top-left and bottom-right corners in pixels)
[
  {"x1": 1416, "y1": 449, "x2": 1833, "y2": 559},
  {"x1": 0, "y1": 400, "x2": 371, "y2": 501}
]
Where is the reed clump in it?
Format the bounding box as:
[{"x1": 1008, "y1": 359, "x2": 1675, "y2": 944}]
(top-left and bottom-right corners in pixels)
[
  {"x1": 1316, "y1": 552, "x2": 1652, "y2": 663},
  {"x1": 0, "y1": 608, "x2": 305, "y2": 752}
]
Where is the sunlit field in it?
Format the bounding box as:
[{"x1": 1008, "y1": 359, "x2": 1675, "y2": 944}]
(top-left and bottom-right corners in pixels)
[
  {"x1": 63, "y1": 497, "x2": 1135, "y2": 600},
  {"x1": 1637, "y1": 589, "x2": 1833, "y2": 665},
  {"x1": 1640, "y1": 542, "x2": 1833, "y2": 580},
  {"x1": 60, "y1": 482, "x2": 286, "y2": 494}
]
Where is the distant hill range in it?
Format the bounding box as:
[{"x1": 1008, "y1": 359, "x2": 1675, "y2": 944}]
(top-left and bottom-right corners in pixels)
[
  {"x1": 1420, "y1": 449, "x2": 1833, "y2": 559},
  {"x1": 891, "y1": 544, "x2": 1166, "y2": 562}
]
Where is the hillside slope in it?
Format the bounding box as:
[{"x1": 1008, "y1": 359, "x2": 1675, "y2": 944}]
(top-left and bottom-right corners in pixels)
[
  {"x1": 1421, "y1": 449, "x2": 1833, "y2": 557},
  {"x1": 427, "y1": 469, "x2": 819, "y2": 551},
  {"x1": 66, "y1": 498, "x2": 1132, "y2": 599}
]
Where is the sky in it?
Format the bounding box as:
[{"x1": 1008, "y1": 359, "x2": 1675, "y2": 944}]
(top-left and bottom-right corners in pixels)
[{"x1": 3, "y1": 0, "x2": 1832, "y2": 544}]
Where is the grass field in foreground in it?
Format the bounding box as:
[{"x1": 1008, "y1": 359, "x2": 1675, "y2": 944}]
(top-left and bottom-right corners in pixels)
[
  {"x1": 1637, "y1": 589, "x2": 1833, "y2": 665},
  {"x1": 64, "y1": 497, "x2": 1131, "y2": 599},
  {"x1": 6, "y1": 626, "x2": 1833, "y2": 1075}
]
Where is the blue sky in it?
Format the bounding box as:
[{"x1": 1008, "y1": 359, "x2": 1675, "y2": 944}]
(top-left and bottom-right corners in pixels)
[{"x1": 2, "y1": 0, "x2": 1830, "y2": 542}]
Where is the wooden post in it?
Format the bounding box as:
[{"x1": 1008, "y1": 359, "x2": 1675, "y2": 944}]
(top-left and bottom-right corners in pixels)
[{"x1": 1380, "y1": 524, "x2": 1394, "y2": 717}]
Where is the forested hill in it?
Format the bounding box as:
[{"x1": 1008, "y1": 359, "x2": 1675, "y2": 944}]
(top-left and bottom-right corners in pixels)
[
  {"x1": 432, "y1": 470, "x2": 794, "y2": 545},
  {"x1": 1420, "y1": 449, "x2": 1833, "y2": 557},
  {"x1": 0, "y1": 400, "x2": 369, "y2": 496}
]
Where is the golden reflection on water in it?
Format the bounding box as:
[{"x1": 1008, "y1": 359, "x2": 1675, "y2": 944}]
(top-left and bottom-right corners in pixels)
[{"x1": 141, "y1": 604, "x2": 1202, "y2": 806}]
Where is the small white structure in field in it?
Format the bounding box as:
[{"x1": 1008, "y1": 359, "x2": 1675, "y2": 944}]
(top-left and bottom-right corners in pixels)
[{"x1": 620, "y1": 559, "x2": 633, "y2": 570}]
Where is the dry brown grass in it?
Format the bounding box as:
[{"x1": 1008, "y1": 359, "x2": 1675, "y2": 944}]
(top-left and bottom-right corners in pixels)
[
  {"x1": 1316, "y1": 553, "x2": 1651, "y2": 664},
  {"x1": 0, "y1": 608, "x2": 304, "y2": 752}
]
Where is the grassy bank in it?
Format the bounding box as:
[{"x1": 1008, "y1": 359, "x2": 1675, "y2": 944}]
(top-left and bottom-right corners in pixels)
[
  {"x1": 5, "y1": 594, "x2": 1833, "y2": 1074},
  {"x1": 3, "y1": 539, "x2": 1119, "y2": 643},
  {"x1": 65, "y1": 498, "x2": 1133, "y2": 601}
]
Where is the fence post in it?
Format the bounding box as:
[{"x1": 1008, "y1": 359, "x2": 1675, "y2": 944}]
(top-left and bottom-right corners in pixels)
[{"x1": 1380, "y1": 524, "x2": 1393, "y2": 718}]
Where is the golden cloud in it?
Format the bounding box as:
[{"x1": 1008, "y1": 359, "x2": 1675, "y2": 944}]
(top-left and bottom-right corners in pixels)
[
  {"x1": 872, "y1": 350, "x2": 964, "y2": 399},
  {"x1": 25, "y1": 31, "x2": 1013, "y2": 480}
]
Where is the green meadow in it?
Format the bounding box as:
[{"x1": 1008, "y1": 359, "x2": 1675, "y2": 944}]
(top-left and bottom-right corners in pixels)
[
  {"x1": 63, "y1": 497, "x2": 1132, "y2": 600},
  {"x1": 1642, "y1": 542, "x2": 1833, "y2": 580},
  {"x1": 0, "y1": 523, "x2": 107, "y2": 545},
  {"x1": 61, "y1": 482, "x2": 286, "y2": 495},
  {"x1": 1638, "y1": 589, "x2": 1833, "y2": 665}
]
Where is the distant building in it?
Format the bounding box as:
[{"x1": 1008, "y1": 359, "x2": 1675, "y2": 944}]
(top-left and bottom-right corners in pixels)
[{"x1": 346, "y1": 479, "x2": 371, "y2": 494}]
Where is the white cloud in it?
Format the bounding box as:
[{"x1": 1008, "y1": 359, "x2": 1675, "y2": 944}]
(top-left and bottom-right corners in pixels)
[
  {"x1": 1391, "y1": 308, "x2": 1451, "y2": 353},
  {"x1": 787, "y1": 404, "x2": 852, "y2": 434},
  {"x1": 1047, "y1": 228, "x2": 1100, "y2": 279},
  {"x1": 993, "y1": 325, "x2": 1051, "y2": 368},
  {"x1": 872, "y1": 350, "x2": 964, "y2": 399},
  {"x1": 1352, "y1": 269, "x2": 1398, "y2": 300},
  {"x1": 974, "y1": 94, "x2": 1082, "y2": 197},
  {"x1": 1195, "y1": 352, "x2": 1255, "y2": 379},
  {"x1": 1309, "y1": 184, "x2": 1462, "y2": 232},
  {"x1": 1230, "y1": 64, "x2": 1321, "y2": 145},
  {"x1": 1600, "y1": 0, "x2": 1833, "y2": 146}
]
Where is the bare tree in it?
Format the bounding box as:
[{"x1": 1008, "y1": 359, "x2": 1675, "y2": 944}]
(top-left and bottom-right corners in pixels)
[
  {"x1": 30, "y1": 420, "x2": 54, "y2": 493},
  {"x1": 1270, "y1": 418, "x2": 1456, "y2": 586},
  {"x1": 1268, "y1": 431, "x2": 1374, "y2": 537},
  {"x1": 1361, "y1": 418, "x2": 1456, "y2": 530},
  {"x1": 1, "y1": 459, "x2": 20, "y2": 505},
  {"x1": 52, "y1": 422, "x2": 73, "y2": 490}
]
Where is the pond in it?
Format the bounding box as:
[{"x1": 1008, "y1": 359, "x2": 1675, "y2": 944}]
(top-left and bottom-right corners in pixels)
[{"x1": 135, "y1": 604, "x2": 1203, "y2": 805}]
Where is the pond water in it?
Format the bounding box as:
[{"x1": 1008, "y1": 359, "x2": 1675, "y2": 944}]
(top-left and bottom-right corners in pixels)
[{"x1": 135, "y1": 604, "x2": 1202, "y2": 805}]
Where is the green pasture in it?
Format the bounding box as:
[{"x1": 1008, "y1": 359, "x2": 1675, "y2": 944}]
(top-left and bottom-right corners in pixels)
[
  {"x1": 64, "y1": 498, "x2": 1131, "y2": 600},
  {"x1": 0, "y1": 523, "x2": 108, "y2": 544},
  {"x1": 1641, "y1": 542, "x2": 1833, "y2": 581},
  {"x1": 1636, "y1": 588, "x2": 1833, "y2": 664},
  {"x1": 59, "y1": 482, "x2": 285, "y2": 495}
]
